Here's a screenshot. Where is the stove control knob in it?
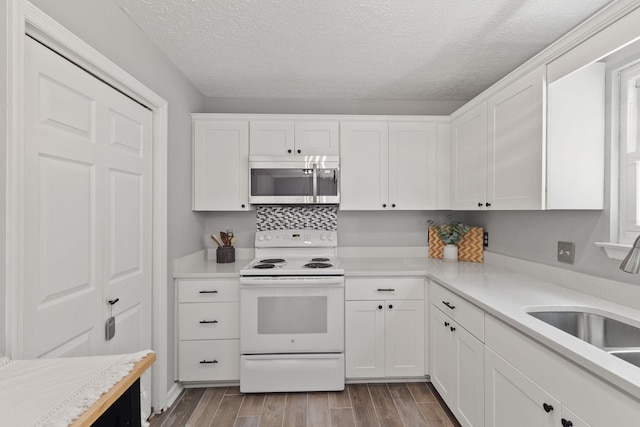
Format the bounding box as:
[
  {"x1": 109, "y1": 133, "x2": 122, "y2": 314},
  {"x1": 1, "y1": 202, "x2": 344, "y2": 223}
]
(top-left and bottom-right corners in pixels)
[
  {"x1": 320, "y1": 233, "x2": 327, "y2": 240},
  {"x1": 265, "y1": 234, "x2": 272, "y2": 241},
  {"x1": 257, "y1": 235, "x2": 265, "y2": 241},
  {"x1": 328, "y1": 234, "x2": 335, "y2": 241}
]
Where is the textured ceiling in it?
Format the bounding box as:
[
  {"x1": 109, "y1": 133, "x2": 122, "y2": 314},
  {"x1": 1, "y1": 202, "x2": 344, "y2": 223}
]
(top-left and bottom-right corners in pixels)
[{"x1": 115, "y1": 0, "x2": 611, "y2": 101}]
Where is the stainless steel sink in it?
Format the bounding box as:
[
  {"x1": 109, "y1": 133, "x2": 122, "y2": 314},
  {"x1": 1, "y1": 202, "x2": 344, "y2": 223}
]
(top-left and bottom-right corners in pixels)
[{"x1": 527, "y1": 310, "x2": 640, "y2": 368}]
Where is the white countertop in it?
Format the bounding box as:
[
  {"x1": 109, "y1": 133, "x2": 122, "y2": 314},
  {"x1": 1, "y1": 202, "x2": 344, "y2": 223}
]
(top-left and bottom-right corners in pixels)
[{"x1": 173, "y1": 250, "x2": 640, "y2": 400}]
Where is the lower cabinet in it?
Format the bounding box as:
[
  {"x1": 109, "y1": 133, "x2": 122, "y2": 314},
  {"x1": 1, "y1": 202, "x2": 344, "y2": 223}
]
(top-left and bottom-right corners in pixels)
[
  {"x1": 485, "y1": 347, "x2": 591, "y2": 427},
  {"x1": 430, "y1": 304, "x2": 484, "y2": 427},
  {"x1": 485, "y1": 315, "x2": 640, "y2": 427},
  {"x1": 176, "y1": 278, "x2": 240, "y2": 383},
  {"x1": 345, "y1": 277, "x2": 425, "y2": 378}
]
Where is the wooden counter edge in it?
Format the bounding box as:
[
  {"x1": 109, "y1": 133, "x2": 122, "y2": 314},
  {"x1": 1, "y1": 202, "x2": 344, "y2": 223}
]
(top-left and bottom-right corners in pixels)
[{"x1": 70, "y1": 352, "x2": 156, "y2": 426}]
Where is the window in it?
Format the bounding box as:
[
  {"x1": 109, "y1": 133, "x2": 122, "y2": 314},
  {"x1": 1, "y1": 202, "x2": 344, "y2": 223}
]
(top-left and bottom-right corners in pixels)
[{"x1": 619, "y1": 62, "x2": 640, "y2": 246}]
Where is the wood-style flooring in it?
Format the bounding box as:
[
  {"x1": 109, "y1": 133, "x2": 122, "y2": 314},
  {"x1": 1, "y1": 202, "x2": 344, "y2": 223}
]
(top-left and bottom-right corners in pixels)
[{"x1": 149, "y1": 382, "x2": 461, "y2": 427}]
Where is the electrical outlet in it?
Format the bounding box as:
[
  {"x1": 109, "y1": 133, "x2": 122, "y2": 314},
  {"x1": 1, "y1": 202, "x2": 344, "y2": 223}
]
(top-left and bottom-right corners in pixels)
[
  {"x1": 483, "y1": 231, "x2": 489, "y2": 248},
  {"x1": 557, "y1": 241, "x2": 575, "y2": 264}
]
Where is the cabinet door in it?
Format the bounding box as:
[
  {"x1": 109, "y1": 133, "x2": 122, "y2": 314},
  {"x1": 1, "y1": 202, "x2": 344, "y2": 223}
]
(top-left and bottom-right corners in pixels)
[
  {"x1": 487, "y1": 66, "x2": 544, "y2": 210},
  {"x1": 561, "y1": 406, "x2": 591, "y2": 427},
  {"x1": 455, "y1": 325, "x2": 484, "y2": 427},
  {"x1": 192, "y1": 119, "x2": 249, "y2": 210},
  {"x1": 294, "y1": 121, "x2": 339, "y2": 156},
  {"x1": 485, "y1": 347, "x2": 560, "y2": 427},
  {"x1": 339, "y1": 121, "x2": 389, "y2": 210},
  {"x1": 451, "y1": 103, "x2": 488, "y2": 210},
  {"x1": 389, "y1": 122, "x2": 437, "y2": 210},
  {"x1": 249, "y1": 120, "x2": 295, "y2": 156},
  {"x1": 385, "y1": 299, "x2": 425, "y2": 377},
  {"x1": 345, "y1": 301, "x2": 385, "y2": 378},
  {"x1": 430, "y1": 306, "x2": 455, "y2": 404}
]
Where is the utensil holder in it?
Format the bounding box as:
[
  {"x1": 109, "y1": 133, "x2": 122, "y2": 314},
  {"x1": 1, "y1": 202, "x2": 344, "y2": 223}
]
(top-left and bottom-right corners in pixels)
[{"x1": 216, "y1": 246, "x2": 235, "y2": 263}]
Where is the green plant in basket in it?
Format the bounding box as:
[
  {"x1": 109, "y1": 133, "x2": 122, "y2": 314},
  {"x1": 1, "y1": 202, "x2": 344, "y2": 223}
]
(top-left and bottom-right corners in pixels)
[{"x1": 432, "y1": 221, "x2": 471, "y2": 245}]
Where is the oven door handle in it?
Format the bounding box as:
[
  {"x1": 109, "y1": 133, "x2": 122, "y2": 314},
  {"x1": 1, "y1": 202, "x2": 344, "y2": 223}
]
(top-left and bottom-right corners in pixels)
[{"x1": 240, "y1": 277, "x2": 344, "y2": 286}]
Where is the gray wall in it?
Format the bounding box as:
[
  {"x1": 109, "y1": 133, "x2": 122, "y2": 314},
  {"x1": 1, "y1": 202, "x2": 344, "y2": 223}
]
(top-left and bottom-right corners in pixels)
[
  {"x1": 8, "y1": 0, "x2": 206, "y2": 397},
  {"x1": 205, "y1": 97, "x2": 465, "y2": 116}
]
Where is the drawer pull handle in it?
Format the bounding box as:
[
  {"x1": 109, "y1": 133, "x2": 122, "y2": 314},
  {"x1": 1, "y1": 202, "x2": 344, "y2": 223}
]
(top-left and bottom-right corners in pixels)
[
  {"x1": 199, "y1": 320, "x2": 219, "y2": 324},
  {"x1": 542, "y1": 403, "x2": 554, "y2": 413},
  {"x1": 377, "y1": 288, "x2": 395, "y2": 292},
  {"x1": 199, "y1": 359, "x2": 219, "y2": 364},
  {"x1": 561, "y1": 419, "x2": 573, "y2": 427},
  {"x1": 442, "y1": 301, "x2": 456, "y2": 310},
  {"x1": 199, "y1": 290, "x2": 218, "y2": 294}
]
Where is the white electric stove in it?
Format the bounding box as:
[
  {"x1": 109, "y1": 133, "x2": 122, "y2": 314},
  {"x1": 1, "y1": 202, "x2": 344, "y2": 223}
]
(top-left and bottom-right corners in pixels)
[{"x1": 239, "y1": 229, "x2": 345, "y2": 393}]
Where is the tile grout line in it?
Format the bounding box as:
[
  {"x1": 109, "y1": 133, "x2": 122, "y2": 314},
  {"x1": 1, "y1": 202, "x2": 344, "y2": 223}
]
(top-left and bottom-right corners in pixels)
[{"x1": 365, "y1": 383, "x2": 384, "y2": 427}]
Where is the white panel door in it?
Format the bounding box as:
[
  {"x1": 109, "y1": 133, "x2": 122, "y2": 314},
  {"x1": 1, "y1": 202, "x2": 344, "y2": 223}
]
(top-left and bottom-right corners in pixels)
[
  {"x1": 339, "y1": 121, "x2": 389, "y2": 210},
  {"x1": 485, "y1": 347, "x2": 559, "y2": 427},
  {"x1": 455, "y1": 325, "x2": 484, "y2": 427},
  {"x1": 192, "y1": 119, "x2": 249, "y2": 210},
  {"x1": 294, "y1": 121, "x2": 340, "y2": 156},
  {"x1": 487, "y1": 67, "x2": 545, "y2": 210},
  {"x1": 249, "y1": 120, "x2": 294, "y2": 156},
  {"x1": 23, "y1": 36, "x2": 153, "y2": 415},
  {"x1": 451, "y1": 103, "x2": 488, "y2": 210},
  {"x1": 345, "y1": 301, "x2": 385, "y2": 378},
  {"x1": 385, "y1": 299, "x2": 424, "y2": 377},
  {"x1": 388, "y1": 122, "x2": 437, "y2": 210},
  {"x1": 430, "y1": 307, "x2": 455, "y2": 404}
]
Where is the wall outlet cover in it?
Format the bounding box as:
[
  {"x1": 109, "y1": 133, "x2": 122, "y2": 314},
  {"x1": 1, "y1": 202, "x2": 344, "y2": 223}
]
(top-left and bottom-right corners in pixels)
[{"x1": 558, "y1": 241, "x2": 575, "y2": 264}]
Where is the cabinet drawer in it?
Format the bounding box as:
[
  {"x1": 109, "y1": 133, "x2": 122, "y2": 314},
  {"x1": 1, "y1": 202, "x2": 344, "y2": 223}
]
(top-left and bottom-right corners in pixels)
[
  {"x1": 430, "y1": 281, "x2": 484, "y2": 341},
  {"x1": 179, "y1": 302, "x2": 239, "y2": 340},
  {"x1": 178, "y1": 279, "x2": 239, "y2": 303},
  {"x1": 178, "y1": 339, "x2": 240, "y2": 382},
  {"x1": 346, "y1": 277, "x2": 424, "y2": 301}
]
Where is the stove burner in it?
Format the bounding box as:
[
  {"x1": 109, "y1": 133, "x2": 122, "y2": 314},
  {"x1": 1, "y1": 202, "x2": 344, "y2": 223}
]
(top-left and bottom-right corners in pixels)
[
  {"x1": 304, "y1": 262, "x2": 332, "y2": 269},
  {"x1": 259, "y1": 258, "x2": 286, "y2": 264},
  {"x1": 253, "y1": 263, "x2": 275, "y2": 269},
  {"x1": 311, "y1": 257, "x2": 330, "y2": 262}
]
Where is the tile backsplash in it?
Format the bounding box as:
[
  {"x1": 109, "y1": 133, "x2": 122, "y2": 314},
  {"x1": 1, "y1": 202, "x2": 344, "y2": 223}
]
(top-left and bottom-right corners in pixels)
[{"x1": 256, "y1": 206, "x2": 338, "y2": 231}]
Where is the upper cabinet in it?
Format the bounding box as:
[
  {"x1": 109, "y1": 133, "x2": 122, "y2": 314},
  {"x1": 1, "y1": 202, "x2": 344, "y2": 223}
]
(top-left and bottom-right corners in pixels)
[
  {"x1": 340, "y1": 120, "x2": 448, "y2": 210},
  {"x1": 192, "y1": 116, "x2": 250, "y2": 211},
  {"x1": 451, "y1": 63, "x2": 604, "y2": 211},
  {"x1": 250, "y1": 120, "x2": 339, "y2": 156},
  {"x1": 452, "y1": 67, "x2": 544, "y2": 211},
  {"x1": 487, "y1": 66, "x2": 545, "y2": 210},
  {"x1": 451, "y1": 103, "x2": 488, "y2": 210}
]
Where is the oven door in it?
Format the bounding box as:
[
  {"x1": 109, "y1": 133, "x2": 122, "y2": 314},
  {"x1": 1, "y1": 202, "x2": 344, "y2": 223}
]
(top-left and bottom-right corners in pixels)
[{"x1": 240, "y1": 276, "x2": 344, "y2": 354}]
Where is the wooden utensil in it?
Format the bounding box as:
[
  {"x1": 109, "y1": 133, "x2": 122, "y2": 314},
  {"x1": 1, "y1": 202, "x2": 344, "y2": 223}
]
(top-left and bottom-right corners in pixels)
[
  {"x1": 211, "y1": 234, "x2": 223, "y2": 247},
  {"x1": 220, "y1": 231, "x2": 229, "y2": 246}
]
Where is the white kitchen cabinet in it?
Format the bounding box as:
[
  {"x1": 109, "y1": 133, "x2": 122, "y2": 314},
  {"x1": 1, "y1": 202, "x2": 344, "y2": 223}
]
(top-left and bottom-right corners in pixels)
[
  {"x1": 485, "y1": 315, "x2": 640, "y2": 426},
  {"x1": 192, "y1": 116, "x2": 250, "y2": 211},
  {"x1": 451, "y1": 67, "x2": 544, "y2": 210},
  {"x1": 485, "y1": 347, "x2": 560, "y2": 427},
  {"x1": 487, "y1": 66, "x2": 545, "y2": 210},
  {"x1": 430, "y1": 304, "x2": 484, "y2": 427},
  {"x1": 340, "y1": 120, "x2": 443, "y2": 210},
  {"x1": 249, "y1": 120, "x2": 339, "y2": 156},
  {"x1": 451, "y1": 102, "x2": 488, "y2": 210},
  {"x1": 345, "y1": 277, "x2": 424, "y2": 378},
  {"x1": 176, "y1": 279, "x2": 240, "y2": 382}
]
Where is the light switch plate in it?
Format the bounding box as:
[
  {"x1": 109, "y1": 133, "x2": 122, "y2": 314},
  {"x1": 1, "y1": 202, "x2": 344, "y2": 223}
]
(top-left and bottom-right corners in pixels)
[{"x1": 558, "y1": 241, "x2": 575, "y2": 264}]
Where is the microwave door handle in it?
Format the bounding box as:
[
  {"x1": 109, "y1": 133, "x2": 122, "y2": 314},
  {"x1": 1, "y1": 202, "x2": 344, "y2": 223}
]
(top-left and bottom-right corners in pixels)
[{"x1": 312, "y1": 163, "x2": 318, "y2": 203}]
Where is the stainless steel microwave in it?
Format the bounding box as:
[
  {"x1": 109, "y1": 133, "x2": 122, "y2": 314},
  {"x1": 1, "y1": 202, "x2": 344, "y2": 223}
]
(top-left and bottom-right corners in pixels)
[{"x1": 249, "y1": 156, "x2": 340, "y2": 204}]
